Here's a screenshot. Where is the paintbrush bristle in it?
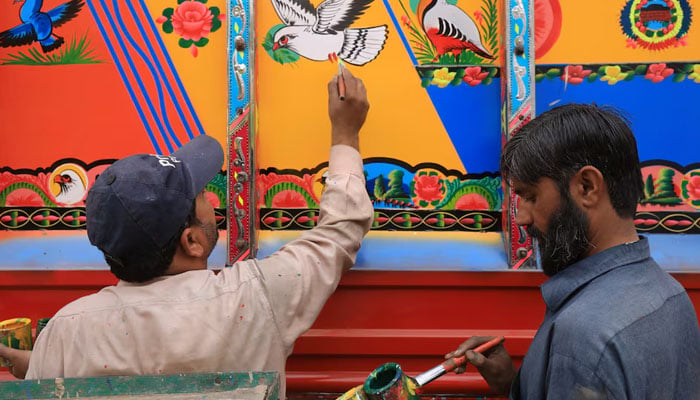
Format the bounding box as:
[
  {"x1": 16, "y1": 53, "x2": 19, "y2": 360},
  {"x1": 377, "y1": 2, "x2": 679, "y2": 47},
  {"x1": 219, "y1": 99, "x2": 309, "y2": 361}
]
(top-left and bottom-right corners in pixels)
[{"x1": 414, "y1": 365, "x2": 446, "y2": 387}]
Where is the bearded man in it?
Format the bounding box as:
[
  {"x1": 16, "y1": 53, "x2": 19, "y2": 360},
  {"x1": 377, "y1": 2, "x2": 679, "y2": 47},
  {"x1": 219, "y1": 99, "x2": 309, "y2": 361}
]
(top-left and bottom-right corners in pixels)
[{"x1": 446, "y1": 104, "x2": 700, "y2": 399}]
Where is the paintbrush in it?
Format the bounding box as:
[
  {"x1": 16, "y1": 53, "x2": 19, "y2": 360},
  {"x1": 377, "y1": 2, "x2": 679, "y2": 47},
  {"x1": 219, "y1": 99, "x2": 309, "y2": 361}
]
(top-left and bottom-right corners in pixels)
[
  {"x1": 338, "y1": 60, "x2": 346, "y2": 101},
  {"x1": 413, "y1": 336, "x2": 506, "y2": 387}
]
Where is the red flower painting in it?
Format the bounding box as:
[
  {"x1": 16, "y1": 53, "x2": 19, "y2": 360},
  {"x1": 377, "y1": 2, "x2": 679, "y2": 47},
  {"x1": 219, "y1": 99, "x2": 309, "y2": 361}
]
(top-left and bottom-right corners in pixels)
[
  {"x1": 561, "y1": 65, "x2": 592, "y2": 84},
  {"x1": 413, "y1": 174, "x2": 444, "y2": 203},
  {"x1": 156, "y1": 0, "x2": 225, "y2": 57},
  {"x1": 463, "y1": 66, "x2": 489, "y2": 86},
  {"x1": 172, "y1": 1, "x2": 213, "y2": 41},
  {"x1": 684, "y1": 175, "x2": 700, "y2": 201},
  {"x1": 645, "y1": 63, "x2": 674, "y2": 83}
]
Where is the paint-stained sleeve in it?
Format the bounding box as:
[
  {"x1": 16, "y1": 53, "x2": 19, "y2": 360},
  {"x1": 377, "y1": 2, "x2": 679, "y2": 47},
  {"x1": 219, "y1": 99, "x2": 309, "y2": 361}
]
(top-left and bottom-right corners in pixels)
[
  {"x1": 255, "y1": 144, "x2": 373, "y2": 348},
  {"x1": 25, "y1": 318, "x2": 66, "y2": 379}
]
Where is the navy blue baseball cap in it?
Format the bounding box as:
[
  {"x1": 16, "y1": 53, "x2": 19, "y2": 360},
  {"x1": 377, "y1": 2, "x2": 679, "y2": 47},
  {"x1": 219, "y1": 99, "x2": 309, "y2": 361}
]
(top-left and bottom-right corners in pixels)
[{"x1": 86, "y1": 135, "x2": 224, "y2": 259}]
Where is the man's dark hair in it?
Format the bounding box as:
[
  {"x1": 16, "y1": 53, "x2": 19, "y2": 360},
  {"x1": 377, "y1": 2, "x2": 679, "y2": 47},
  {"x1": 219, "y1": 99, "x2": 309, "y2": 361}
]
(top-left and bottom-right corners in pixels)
[
  {"x1": 501, "y1": 103, "x2": 644, "y2": 218},
  {"x1": 104, "y1": 202, "x2": 198, "y2": 282}
]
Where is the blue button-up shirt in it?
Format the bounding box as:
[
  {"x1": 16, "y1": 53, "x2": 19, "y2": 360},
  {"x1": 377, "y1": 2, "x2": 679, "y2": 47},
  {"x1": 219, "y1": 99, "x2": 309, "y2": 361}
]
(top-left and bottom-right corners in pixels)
[{"x1": 511, "y1": 237, "x2": 700, "y2": 399}]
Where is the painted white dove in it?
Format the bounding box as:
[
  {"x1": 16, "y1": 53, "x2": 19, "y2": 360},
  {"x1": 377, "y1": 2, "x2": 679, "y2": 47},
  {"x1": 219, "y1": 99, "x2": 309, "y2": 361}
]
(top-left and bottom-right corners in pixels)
[{"x1": 270, "y1": 0, "x2": 388, "y2": 65}]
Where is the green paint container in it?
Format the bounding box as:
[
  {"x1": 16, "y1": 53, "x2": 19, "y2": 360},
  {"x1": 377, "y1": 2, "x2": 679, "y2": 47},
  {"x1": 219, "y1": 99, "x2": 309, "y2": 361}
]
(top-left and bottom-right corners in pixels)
[
  {"x1": 362, "y1": 362, "x2": 420, "y2": 400},
  {"x1": 36, "y1": 318, "x2": 51, "y2": 340}
]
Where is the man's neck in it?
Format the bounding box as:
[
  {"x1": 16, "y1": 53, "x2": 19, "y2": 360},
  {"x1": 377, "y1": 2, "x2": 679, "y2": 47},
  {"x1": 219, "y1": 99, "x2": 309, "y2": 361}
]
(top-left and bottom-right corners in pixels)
[
  {"x1": 586, "y1": 216, "x2": 639, "y2": 257},
  {"x1": 166, "y1": 252, "x2": 207, "y2": 275}
]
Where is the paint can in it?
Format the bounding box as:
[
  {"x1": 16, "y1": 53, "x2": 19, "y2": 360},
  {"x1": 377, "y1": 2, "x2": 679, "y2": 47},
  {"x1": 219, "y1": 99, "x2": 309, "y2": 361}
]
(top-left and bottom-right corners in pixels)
[
  {"x1": 36, "y1": 317, "x2": 51, "y2": 340},
  {"x1": 0, "y1": 318, "x2": 33, "y2": 367},
  {"x1": 362, "y1": 362, "x2": 420, "y2": 400},
  {"x1": 336, "y1": 385, "x2": 369, "y2": 400}
]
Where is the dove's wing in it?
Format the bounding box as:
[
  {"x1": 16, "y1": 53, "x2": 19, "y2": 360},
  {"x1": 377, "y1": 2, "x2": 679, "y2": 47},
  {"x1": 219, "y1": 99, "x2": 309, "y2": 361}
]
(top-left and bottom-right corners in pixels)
[
  {"x1": 0, "y1": 23, "x2": 35, "y2": 47},
  {"x1": 313, "y1": 0, "x2": 374, "y2": 33},
  {"x1": 271, "y1": 0, "x2": 316, "y2": 25}
]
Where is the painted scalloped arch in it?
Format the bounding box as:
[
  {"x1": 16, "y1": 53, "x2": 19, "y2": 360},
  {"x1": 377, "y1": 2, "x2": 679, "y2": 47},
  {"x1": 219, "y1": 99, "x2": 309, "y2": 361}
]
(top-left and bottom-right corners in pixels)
[
  {"x1": 264, "y1": 182, "x2": 319, "y2": 208},
  {"x1": 0, "y1": 183, "x2": 54, "y2": 207}
]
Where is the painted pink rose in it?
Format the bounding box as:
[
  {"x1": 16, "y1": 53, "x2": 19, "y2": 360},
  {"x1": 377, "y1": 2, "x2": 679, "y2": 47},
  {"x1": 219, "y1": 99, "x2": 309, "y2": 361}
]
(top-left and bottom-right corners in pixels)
[
  {"x1": 561, "y1": 65, "x2": 592, "y2": 84},
  {"x1": 645, "y1": 63, "x2": 673, "y2": 83},
  {"x1": 172, "y1": 1, "x2": 213, "y2": 41},
  {"x1": 685, "y1": 175, "x2": 700, "y2": 200},
  {"x1": 463, "y1": 66, "x2": 489, "y2": 86},
  {"x1": 414, "y1": 175, "x2": 443, "y2": 202}
]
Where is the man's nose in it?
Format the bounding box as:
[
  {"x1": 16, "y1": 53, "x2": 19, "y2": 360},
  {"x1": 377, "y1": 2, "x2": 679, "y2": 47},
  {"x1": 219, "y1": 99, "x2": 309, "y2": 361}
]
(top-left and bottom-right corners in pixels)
[{"x1": 514, "y1": 204, "x2": 532, "y2": 227}]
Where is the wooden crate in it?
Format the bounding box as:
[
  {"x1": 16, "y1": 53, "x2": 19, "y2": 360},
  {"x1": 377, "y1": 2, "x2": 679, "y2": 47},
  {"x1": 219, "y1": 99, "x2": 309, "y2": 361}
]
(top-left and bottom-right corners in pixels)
[{"x1": 0, "y1": 371, "x2": 279, "y2": 399}]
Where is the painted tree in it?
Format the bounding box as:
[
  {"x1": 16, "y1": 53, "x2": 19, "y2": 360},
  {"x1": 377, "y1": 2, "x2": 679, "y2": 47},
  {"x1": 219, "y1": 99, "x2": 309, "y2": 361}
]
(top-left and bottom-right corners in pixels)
[
  {"x1": 384, "y1": 170, "x2": 409, "y2": 199},
  {"x1": 642, "y1": 168, "x2": 682, "y2": 205},
  {"x1": 655, "y1": 168, "x2": 677, "y2": 199},
  {"x1": 644, "y1": 174, "x2": 655, "y2": 199},
  {"x1": 373, "y1": 174, "x2": 386, "y2": 200}
]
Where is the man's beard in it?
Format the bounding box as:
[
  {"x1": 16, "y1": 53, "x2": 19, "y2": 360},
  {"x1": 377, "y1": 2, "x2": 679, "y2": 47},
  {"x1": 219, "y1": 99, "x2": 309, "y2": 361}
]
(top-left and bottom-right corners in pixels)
[{"x1": 527, "y1": 192, "x2": 591, "y2": 276}]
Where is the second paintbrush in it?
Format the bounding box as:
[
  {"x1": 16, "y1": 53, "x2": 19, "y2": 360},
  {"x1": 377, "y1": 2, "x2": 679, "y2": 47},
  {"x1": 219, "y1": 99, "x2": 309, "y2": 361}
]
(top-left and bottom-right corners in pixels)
[
  {"x1": 338, "y1": 61, "x2": 346, "y2": 101},
  {"x1": 413, "y1": 336, "x2": 506, "y2": 387}
]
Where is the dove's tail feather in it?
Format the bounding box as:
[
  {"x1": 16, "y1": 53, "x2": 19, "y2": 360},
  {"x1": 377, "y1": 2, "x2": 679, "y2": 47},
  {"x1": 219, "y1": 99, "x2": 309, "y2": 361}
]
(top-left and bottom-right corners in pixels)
[{"x1": 339, "y1": 25, "x2": 388, "y2": 66}]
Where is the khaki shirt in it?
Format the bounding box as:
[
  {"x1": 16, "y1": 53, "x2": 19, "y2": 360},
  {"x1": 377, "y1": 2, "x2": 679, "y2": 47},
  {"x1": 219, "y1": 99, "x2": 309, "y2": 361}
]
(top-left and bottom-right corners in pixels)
[{"x1": 26, "y1": 145, "x2": 373, "y2": 398}]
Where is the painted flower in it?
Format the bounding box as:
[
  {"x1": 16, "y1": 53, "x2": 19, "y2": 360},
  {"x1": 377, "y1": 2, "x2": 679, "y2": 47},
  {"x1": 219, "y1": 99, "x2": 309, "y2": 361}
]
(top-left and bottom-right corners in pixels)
[
  {"x1": 689, "y1": 65, "x2": 700, "y2": 83},
  {"x1": 413, "y1": 174, "x2": 444, "y2": 203},
  {"x1": 600, "y1": 66, "x2": 628, "y2": 85},
  {"x1": 431, "y1": 68, "x2": 456, "y2": 88},
  {"x1": 401, "y1": 15, "x2": 411, "y2": 27},
  {"x1": 561, "y1": 65, "x2": 592, "y2": 84},
  {"x1": 463, "y1": 66, "x2": 488, "y2": 86},
  {"x1": 157, "y1": 1, "x2": 224, "y2": 57},
  {"x1": 172, "y1": 1, "x2": 213, "y2": 41},
  {"x1": 683, "y1": 175, "x2": 700, "y2": 202},
  {"x1": 645, "y1": 63, "x2": 674, "y2": 83}
]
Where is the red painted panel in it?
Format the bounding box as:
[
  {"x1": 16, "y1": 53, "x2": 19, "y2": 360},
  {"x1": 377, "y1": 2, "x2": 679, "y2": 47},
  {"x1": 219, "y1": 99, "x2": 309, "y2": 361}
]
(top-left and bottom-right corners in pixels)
[{"x1": 0, "y1": 270, "x2": 698, "y2": 396}]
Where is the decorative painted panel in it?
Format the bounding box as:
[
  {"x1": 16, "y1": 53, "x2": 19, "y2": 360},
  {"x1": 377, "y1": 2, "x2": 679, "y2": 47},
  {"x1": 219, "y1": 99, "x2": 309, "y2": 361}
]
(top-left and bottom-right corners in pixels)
[{"x1": 0, "y1": 0, "x2": 231, "y2": 268}]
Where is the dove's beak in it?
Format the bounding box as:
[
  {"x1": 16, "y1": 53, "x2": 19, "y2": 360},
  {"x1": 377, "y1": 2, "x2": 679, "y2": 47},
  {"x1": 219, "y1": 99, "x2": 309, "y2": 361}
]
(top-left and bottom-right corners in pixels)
[{"x1": 272, "y1": 42, "x2": 279, "y2": 51}]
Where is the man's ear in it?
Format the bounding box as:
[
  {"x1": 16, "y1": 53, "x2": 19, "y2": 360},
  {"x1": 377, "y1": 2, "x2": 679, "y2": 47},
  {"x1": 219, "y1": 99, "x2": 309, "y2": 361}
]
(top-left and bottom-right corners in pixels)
[
  {"x1": 571, "y1": 166, "x2": 605, "y2": 209},
  {"x1": 179, "y1": 226, "x2": 205, "y2": 258}
]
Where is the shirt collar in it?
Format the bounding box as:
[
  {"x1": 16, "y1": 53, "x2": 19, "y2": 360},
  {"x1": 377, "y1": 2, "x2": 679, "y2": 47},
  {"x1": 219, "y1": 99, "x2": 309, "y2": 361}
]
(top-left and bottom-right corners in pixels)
[{"x1": 541, "y1": 236, "x2": 650, "y2": 312}]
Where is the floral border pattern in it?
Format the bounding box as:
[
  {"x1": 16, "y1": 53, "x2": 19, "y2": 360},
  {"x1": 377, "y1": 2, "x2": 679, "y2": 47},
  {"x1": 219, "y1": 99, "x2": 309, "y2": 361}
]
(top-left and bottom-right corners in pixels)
[
  {"x1": 416, "y1": 65, "x2": 500, "y2": 88},
  {"x1": 535, "y1": 62, "x2": 700, "y2": 85},
  {"x1": 259, "y1": 157, "x2": 503, "y2": 212}
]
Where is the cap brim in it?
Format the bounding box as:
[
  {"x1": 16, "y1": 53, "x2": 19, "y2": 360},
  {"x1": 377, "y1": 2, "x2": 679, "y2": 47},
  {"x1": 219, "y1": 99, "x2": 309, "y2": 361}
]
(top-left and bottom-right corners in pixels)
[{"x1": 172, "y1": 135, "x2": 224, "y2": 193}]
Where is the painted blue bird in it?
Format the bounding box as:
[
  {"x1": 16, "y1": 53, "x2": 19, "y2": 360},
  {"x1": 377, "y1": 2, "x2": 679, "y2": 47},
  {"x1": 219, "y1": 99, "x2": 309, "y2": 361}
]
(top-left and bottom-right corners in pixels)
[{"x1": 0, "y1": 0, "x2": 84, "y2": 53}]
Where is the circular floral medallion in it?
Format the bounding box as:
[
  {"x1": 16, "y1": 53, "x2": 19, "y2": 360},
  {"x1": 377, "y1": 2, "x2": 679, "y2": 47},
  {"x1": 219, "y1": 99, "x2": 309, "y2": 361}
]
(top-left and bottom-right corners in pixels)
[{"x1": 620, "y1": 0, "x2": 692, "y2": 50}]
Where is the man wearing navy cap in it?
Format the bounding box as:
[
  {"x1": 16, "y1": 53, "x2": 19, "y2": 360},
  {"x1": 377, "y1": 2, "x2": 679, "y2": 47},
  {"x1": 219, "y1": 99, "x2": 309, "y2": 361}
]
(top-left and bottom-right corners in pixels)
[{"x1": 3, "y1": 67, "x2": 373, "y2": 398}]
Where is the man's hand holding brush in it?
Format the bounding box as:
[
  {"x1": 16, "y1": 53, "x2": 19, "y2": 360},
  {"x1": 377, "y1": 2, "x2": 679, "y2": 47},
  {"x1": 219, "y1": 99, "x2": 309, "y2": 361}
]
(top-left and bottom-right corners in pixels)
[
  {"x1": 328, "y1": 63, "x2": 368, "y2": 151},
  {"x1": 445, "y1": 336, "x2": 516, "y2": 396}
]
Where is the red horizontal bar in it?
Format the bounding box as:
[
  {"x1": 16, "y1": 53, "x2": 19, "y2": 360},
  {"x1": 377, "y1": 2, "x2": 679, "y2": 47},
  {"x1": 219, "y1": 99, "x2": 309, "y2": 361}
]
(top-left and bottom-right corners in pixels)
[{"x1": 294, "y1": 329, "x2": 535, "y2": 356}]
